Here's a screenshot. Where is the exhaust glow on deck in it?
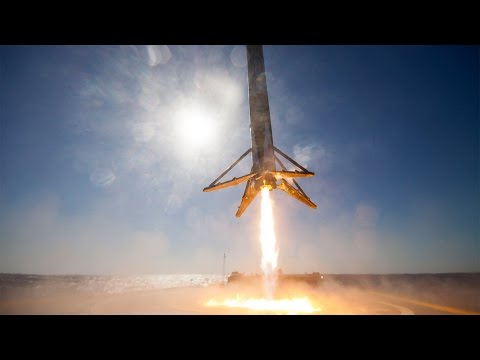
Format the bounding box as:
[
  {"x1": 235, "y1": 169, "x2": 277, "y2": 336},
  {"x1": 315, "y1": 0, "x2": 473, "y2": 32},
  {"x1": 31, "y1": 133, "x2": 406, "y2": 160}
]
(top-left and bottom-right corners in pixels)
[{"x1": 206, "y1": 296, "x2": 320, "y2": 314}]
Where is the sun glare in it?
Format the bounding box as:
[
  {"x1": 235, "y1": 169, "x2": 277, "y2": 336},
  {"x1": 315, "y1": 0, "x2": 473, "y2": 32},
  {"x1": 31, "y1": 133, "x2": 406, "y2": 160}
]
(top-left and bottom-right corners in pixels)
[{"x1": 178, "y1": 107, "x2": 214, "y2": 148}]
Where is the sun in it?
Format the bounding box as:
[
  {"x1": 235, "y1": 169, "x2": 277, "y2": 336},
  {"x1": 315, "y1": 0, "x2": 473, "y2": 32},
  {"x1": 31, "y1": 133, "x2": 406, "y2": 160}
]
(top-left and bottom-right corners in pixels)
[{"x1": 177, "y1": 106, "x2": 215, "y2": 148}]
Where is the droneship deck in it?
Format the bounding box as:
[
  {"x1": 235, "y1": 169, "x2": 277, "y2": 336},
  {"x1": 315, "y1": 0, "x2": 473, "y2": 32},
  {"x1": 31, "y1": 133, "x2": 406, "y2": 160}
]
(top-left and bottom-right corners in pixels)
[{"x1": 227, "y1": 271, "x2": 324, "y2": 287}]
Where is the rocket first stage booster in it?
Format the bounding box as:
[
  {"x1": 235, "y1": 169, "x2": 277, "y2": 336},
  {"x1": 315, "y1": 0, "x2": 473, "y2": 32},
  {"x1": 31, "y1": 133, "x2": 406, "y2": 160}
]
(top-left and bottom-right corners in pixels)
[{"x1": 203, "y1": 45, "x2": 317, "y2": 217}]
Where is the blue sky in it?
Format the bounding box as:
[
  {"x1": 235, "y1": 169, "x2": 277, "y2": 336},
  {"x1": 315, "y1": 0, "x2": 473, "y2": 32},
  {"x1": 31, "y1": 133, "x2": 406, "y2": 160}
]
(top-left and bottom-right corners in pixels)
[{"x1": 0, "y1": 45, "x2": 478, "y2": 275}]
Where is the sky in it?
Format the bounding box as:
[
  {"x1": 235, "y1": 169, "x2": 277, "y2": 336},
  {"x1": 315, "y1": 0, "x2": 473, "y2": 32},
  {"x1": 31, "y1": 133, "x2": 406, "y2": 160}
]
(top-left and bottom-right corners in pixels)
[{"x1": 0, "y1": 45, "x2": 478, "y2": 275}]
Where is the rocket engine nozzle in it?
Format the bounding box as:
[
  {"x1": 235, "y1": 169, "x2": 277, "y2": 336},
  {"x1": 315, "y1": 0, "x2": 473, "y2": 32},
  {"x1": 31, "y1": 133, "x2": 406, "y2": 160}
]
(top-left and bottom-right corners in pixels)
[{"x1": 256, "y1": 172, "x2": 277, "y2": 191}]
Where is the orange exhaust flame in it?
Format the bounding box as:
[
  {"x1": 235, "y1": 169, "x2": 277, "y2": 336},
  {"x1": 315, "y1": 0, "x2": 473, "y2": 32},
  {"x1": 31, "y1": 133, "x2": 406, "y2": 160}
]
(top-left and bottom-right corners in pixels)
[
  {"x1": 260, "y1": 187, "x2": 278, "y2": 298},
  {"x1": 205, "y1": 188, "x2": 318, "y2": 314}
]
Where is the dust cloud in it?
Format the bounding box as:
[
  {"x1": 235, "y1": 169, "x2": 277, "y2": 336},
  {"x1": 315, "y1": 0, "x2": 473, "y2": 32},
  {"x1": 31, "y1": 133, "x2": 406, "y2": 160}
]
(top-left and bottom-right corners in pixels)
[{"x1": 1, "y1": 273, "x2": 478, "y2": 314}]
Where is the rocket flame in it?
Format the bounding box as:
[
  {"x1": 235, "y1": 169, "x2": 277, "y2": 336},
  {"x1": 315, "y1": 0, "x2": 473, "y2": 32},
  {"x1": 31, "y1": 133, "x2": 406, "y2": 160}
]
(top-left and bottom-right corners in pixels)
[
  {"x1": 260, "y1": 187, "x2": 278, "y2": 298},
  {"x1": 204, "y1": 187, "x2": 320, "y2": 314}
]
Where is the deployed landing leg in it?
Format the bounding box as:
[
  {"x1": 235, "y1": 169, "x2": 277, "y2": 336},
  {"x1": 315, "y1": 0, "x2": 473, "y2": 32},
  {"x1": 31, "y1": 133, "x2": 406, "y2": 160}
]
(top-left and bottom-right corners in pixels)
[
  {"x1": 203, "y1": 149, "x2": 255, "y2": 193},
  {"x1": 273, "y1": 148, "x2": 317, "y2": 209},
  {"x1": 203, "y1": 146, "x2": 316, "y2": 217}
]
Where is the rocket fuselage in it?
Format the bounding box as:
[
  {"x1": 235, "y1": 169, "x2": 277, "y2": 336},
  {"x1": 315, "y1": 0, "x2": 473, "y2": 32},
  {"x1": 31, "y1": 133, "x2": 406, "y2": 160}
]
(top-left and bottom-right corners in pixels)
[
  {"x1": 203, "y1": 45, "x2": 316, "y2": 217},
  {"x1": 247, "y1": 45, "x2": 276, "y2": 175}
]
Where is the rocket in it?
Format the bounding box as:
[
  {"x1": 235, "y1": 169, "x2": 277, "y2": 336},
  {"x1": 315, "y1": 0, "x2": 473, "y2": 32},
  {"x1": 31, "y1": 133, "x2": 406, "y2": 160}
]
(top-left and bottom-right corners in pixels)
[{"x1": 203, "y1": 45, "x2": 317, "y2": 217}]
